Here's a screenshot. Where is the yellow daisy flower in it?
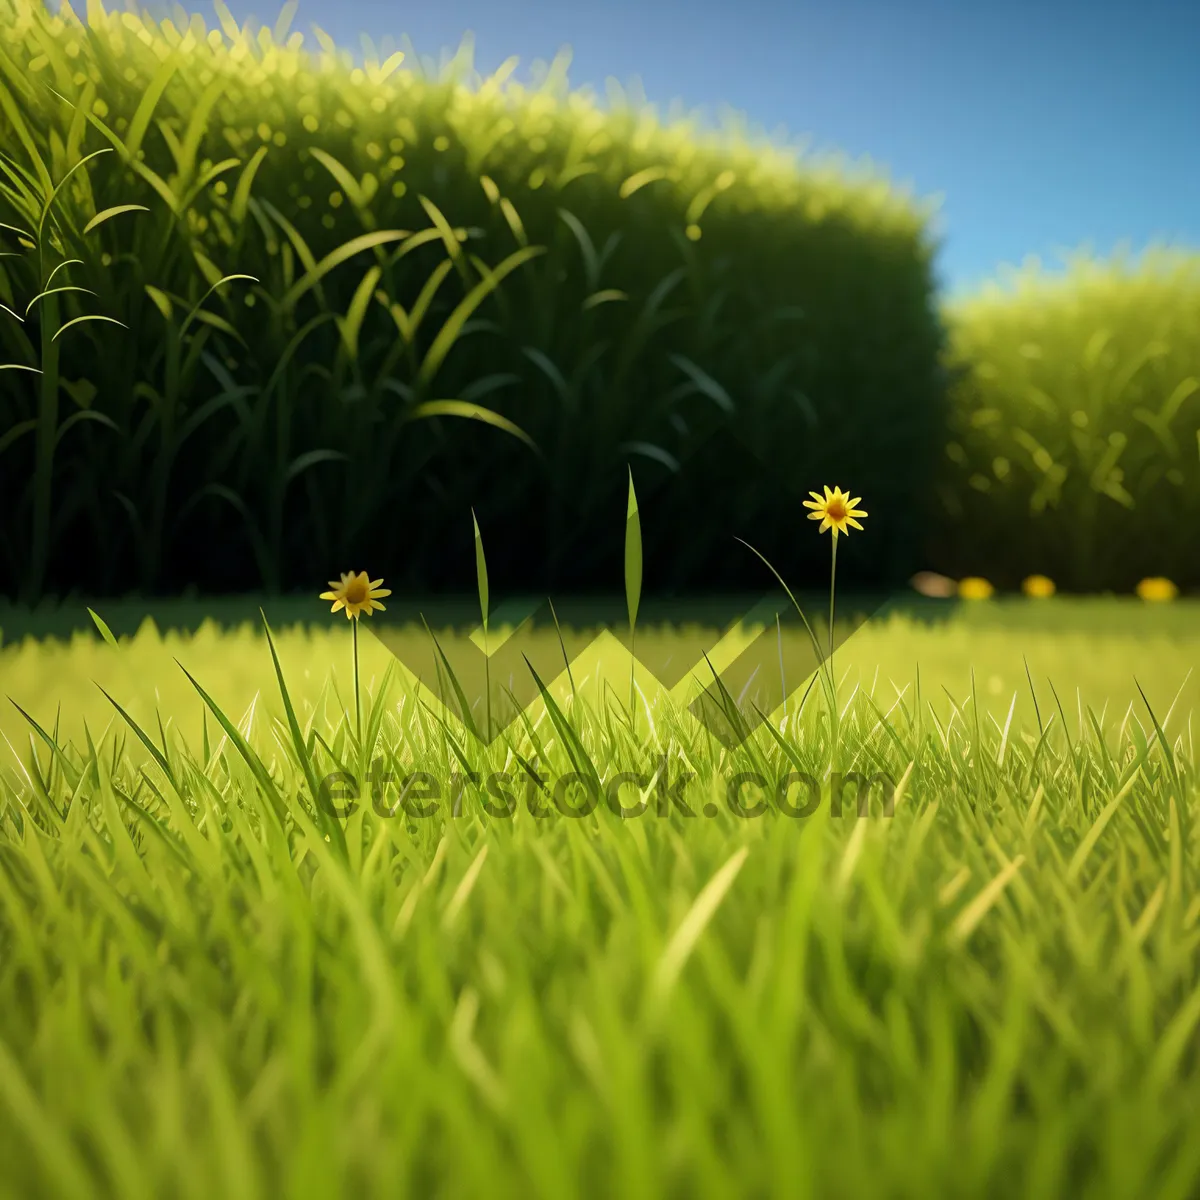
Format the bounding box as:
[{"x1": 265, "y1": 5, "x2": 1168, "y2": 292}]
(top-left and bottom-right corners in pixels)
[
  {"x1": 319, "y1": 571, "x2": 392, "y2": 619},
  {"x1": 803, "y1": 486, "x2": 867, "y2": 536},
  {"x1": 1136, "y1": 577, "x2": 1178, "y2": 602},
  {"x1": 958, "y1": 576, "x2": 994, "y2": 600},
  {"x1": 1022, "y1": 574, "x2": 1056, "y2": 598}
]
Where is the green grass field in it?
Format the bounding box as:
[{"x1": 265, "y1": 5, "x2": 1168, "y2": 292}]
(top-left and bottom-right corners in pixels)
[{"x1": 1, "y1": 597, "x2": 1199, "y2": 1198}]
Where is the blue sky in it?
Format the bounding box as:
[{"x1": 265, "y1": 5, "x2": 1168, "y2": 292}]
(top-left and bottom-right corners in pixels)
[{"x1": 202, "y1": 0, "x2": 1200, "y2": 297}]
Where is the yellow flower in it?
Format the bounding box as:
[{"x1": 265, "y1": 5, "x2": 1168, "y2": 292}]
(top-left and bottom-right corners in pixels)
[
  {"x1": 1022, "y1": 574, "x2": 1056, "y2": 598},
  {"x1": 1136, "y1": 577, "x2": 1178, "y2": 602},
  {"x1": 803, "y1": 486, "x2": 867, "y2": 536},
  {"x1": 958, "y1": 576, "x2": 994, "y2": 600},
  {"x1": 320, "y1": 571, "x2": 392, "y2": 619}
]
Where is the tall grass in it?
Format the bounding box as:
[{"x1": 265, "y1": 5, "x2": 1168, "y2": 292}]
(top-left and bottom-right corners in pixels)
[
  {"x1": 0, "y1": 0, "x2": 945, "y2": 602},
  {"x1": 934, "y1": 247, "x2": 1200, "y2": 591},
  {"x1": 0, "y1": 607, "x2": 1198, "y2": 1196}
]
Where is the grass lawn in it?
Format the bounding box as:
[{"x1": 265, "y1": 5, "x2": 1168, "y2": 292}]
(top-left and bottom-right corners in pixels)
[{"x1": 0, "y1": 596, "x2": 1198, "y2": 1198}]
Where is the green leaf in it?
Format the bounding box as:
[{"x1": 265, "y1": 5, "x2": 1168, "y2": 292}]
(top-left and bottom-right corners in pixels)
[
  {"x1": 625, "y1": 466, "x2": 642, "y2": 632},
  {"x1": 229, "y1": 144, "x2": 268, "y2": 224},
  {"x1": 416, "y1": 245, "x2": 545, "y2": 390},
  {"x1": 124, "y1": 51, "x2": 180, "y2": 161},
  {"x1": 619, "y1": 166, "x2": 670, "y2": 199},
  {"x1": 62, "y1": 377, "x2": 97, "y2": 409},
  {"x1": 144, "y1": 285, "x2": 174, "y2": 320},
  {"x1": 668, "y1": 353, "x2": 736, "y2": 415},
  {"x1": 180, "y1": 274, "x2": 257, "y2": 338},
  {"x1": 0, "y1": 418, "x2": 36, "y2": 457},
  {"x1": 36, "y1": 148, "x2": 112, "y2": 247},
  {"x1": 53, "y1": 314, "x2": 127, "y2": 341},
  {"x1": 272, "y1": 0, "x2": 299, "y2": 40},
  {"x1": 87, "y1": 608, "x2": 119, "y2": 647},
  {"x1": 55, "y1": 409, "x2": 118, "y2": 448},
  {"x1": 284, "y1": 448, "x2": 347, "y2": 484},
  {"x1": 582, "y1": 288, "x2": 628, "y2": 310},
  {"x1": 174, "y1": 660, "x2": 288, "y2": 828},
  {"x1": 309, "y1": 147, "x2": 365, "y2": 209},
  {"x1": 26, "y1": 286, "x2": 97, "y2": 316},
  {"x1": 82, "y1": 204, "x2": 149, "y2": 236},
  {"x1": 417, "y1": 193, "x2": 467, "y2": 276},
  {"x1": 336, "y1": 264, "x2": 382, "y2": 358},
  {"x1": 420, "y1": 621, "x2": 480, "y2": 743},
  {"x1": 175, "y1": 75, "x2": 227, "y2": 189},
  {"x1": 523, "y1": 656, "x2": 602, "y2": 795},
  {"x1": 95, "y1": 684, "x2": 177, "y2": 792},
  {"x1": 260, "y1": 611, "x2": 348, "y2": 859},
  {"x1": 280, "y1": 230, "x2": 409, "y2": 312},
  {"x1": 472, "y1": 508, "x2": 489, "y2": 634},
  {"x1": 404, "y1": 399, "x2": 539, "y2": 454}
]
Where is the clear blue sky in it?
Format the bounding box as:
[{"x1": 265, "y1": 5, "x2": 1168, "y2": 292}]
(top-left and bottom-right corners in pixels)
[{"x1": 201, "y1": 0, "x2": 1199, "y2": 297}]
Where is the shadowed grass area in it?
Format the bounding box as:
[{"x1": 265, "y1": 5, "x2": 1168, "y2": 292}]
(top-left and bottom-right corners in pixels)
[
  {"x1": 1, "y1": 596, "x2": 1196, "y2": 752},
  {"x1": 0, "y1": 599, "x2": 1198, "y2": 1197}
]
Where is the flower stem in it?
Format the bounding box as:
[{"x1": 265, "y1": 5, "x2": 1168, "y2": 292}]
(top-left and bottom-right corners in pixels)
[
  {"x1": 630, "y1": 627, "x2": 636, "y2": 733},
  {"x1": 352, "y1": 617, "x2": 361, "y2": 744},
  {"x1": 828, "y1": 531, "x2": 838, "y2": 681},
  {"x1": 828, "y1": 530, "x2": 839, "y2": 769}
]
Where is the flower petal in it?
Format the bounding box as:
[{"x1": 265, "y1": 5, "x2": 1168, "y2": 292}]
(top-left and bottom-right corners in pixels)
[
  {"x1": 808, "y1": 510, "x2": 824, "y2": 521},
  {"x1": 371, "y1": 587, "x2": 393, "y2": 598},
  {"x1": 845, "y1": 517, "x2": 863, "y2": 531}
]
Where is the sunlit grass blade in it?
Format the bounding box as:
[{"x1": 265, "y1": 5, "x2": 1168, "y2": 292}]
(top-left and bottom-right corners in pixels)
[
  {"x1": 260, "y1": 610, "x2": 348, "y2": 859},
  {"x1": 174, "y1": 661, "x2": 288, "y2": 828},
  {"x1": 87, "y1": 607, "x2": 119, "y2": 647}
]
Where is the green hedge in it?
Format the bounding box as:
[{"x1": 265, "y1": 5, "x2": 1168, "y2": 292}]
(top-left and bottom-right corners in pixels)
[
  {"x1": 0, "y1": 0, "x2": 946, "y2": 601},
  {"x1": 932, "y1": 249, "x2": 1200, "y2": 592}
]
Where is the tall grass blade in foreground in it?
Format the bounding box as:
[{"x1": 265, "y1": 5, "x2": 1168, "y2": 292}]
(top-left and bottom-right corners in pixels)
[
  {"x1": 625, "y1": 466, "x2": 642, "y2": 726},
  {"x1": 87, "y1": 607, "x2": 118, "y2": 648},
  {"x1": 1, "y1": 608, "x2": 1199, "y2": 1195},
  {"x1": 473, "y1": 508, "x2": 491, "y2": 740}
]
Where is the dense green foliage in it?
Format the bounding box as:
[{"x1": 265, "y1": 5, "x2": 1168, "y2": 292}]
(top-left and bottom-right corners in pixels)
[
  {"x1": 0, "y1": 0, "x2": 945, "y2": 602},
  {"x1": 933, "y1": 250, "x2": 1200, "y2": 591},
  {"x1": 1, "y1": 607, "x2": 1199, "y2": 1197}
]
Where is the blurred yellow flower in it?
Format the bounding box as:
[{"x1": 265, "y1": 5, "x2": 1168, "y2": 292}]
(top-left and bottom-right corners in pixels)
[
  {"x1": 320, "y1": 571, "x2": 391, "y2": 619},
  {"x1": 803, "y1": 486, "x2": 867, "y2": 536},
  {"x1": 1136, "y1": 577, "x2": 1178, "y2": 602},
  {"x1": 958, "y1": 577, "x2": 994, "y2": 600},
  {"x1": 1022, "y1": 574, "x2": 1056, "y2": 598}
]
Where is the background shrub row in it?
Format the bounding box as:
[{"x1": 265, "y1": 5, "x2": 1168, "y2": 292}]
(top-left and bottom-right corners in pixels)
[
  {"x1": 0, "y1": 0, "x2": 1195, "y2": 600},
  {"x1": 934, "y1": 252, "x2": 1200, "y2": 593}
]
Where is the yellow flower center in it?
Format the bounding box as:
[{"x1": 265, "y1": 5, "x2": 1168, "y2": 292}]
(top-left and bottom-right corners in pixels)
[
  {"x1": 826, "y1": 498, "x2": 846, "y2": 523},
  {"x1": 344, "y1": 577, "x2": 368, "y2": 605}
]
